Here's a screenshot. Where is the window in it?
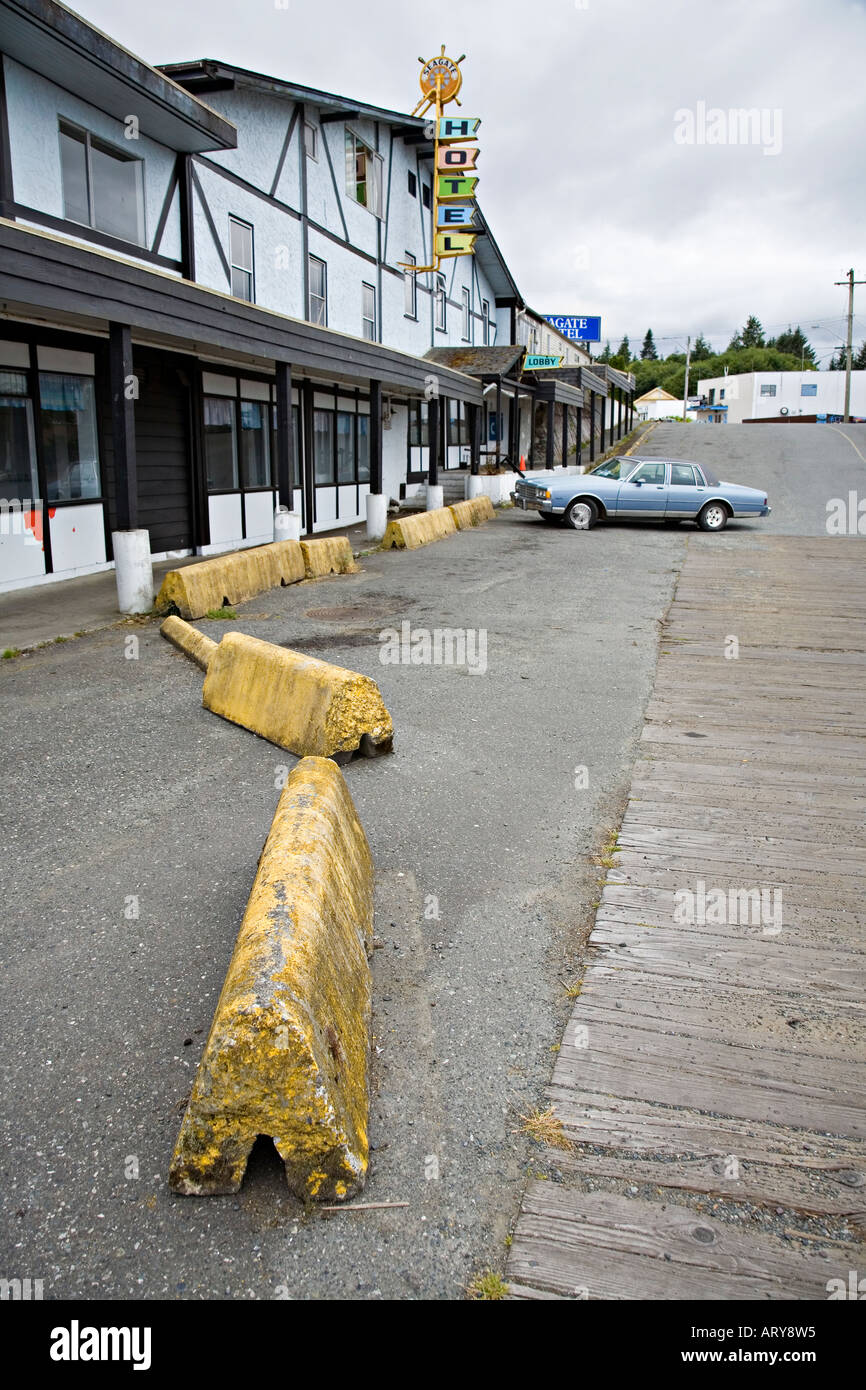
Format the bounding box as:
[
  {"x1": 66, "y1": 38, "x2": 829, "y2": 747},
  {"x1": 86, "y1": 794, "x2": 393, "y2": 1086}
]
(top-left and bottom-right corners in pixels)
[
  {"x1": 760, "y1": 384, "x2": 777, "y2": 397},
  {"x1": 434, "y1": 274, "x2": 446, "y2": 332},
  {"x1": 229, "y1": 217, "x2": 254, "y2": 302},
  {"x1": 204, "y1": 397, "x2": 238, "y2": 490},
  {"x1": 461, "y1": 286, "x2": 471, "y2": 342},
  {"x1": 345, "y1": 129, "x2": 383, "y2": 217},
  {"x1": 0, "y1": 370, "x2": 38, "y2": 502},
  {"x1": 362, "y1": 283, "x2": 376, "y2": 341},
  {"x1": 239, "y1": 399, "x2": 271, "y2": 488},
  {"x1": 303, "y1": 122, "x2": 318, "y2": 159},
  {"x1": 449, "y1": 400, "x2": 470, "y2": 447},
  {"x1": 482, "y1": 298, "x2": 491, "y2": 346},
  {"x1": 801, "y1": 382, "x2": 818, "y2": 397},
  {"x1": 337, "y1": 411, "x2": 355, "y2": 482},
  {"x1": 409, "y1": 401, "x2": 429, "y2": 447},
  {"x1": 403, "y1": 253, "x2": 417, "y2": 318},
  {"x1": 719, "y1": 388, "x2": 726, "y2": 400},
  {"x1": 407, "y1": 170, "x2": 417, "y2": 198},
  {"x1": 421, "y1": 183, "x2": 431, "y2": 210},
  {"x1": 308, "y1": 256, "x2": 327, "y2": 325},
  {"x1": 629, "y1": 460, "x2": 667, "y2": 485},
  {"x1": 708, "y1": 388, "x2": 715, "y2": 405},
  {"x1": 270, "y1": 402, "x2": 302, "y2": 490},
  {"x1": 59, "y1": 120, "x2": 144, "y2": 245},
  {"x1": 357, "y1": 415, "x2": 370, "y2": 482},
  {"x1": 313, "y1": 409, "x2": 335, "y2": 484},
  {"x1": 39, "y1": 373, "x2": 101, "y2": 501},
  {"x1": 669, "y1": 463, "x2": 697, "y2": 487}
]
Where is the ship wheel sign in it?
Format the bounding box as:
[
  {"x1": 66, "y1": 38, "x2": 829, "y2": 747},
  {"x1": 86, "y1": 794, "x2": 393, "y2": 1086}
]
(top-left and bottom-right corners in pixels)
[
  {"x1": 412, "y1": 46, "x2": 465, "y2": 116},
  {"x1": 403, "y1": 47, "x2": 479, "y2": 273}
]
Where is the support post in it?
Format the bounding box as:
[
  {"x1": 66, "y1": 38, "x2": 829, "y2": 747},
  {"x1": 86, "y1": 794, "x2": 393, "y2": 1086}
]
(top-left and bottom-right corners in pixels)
[
  {"x1": 561, "y1": 402, "x2": 569, "y2": 468},
  {"x1": 589, "y1": 392, "x2": 596, "y2": 463},
  {"x1": 366, "y1": 379, "x2": 387, "y2": 539},
  {"x1": 545, "y1": 400, "x2": 555, "y2": 469},
  {"x1": 426, "y1": 394, "x2": 442, "y2": 509},
  {"x1": 109, "y1": 322, "x2": 152, "y2": 613}
]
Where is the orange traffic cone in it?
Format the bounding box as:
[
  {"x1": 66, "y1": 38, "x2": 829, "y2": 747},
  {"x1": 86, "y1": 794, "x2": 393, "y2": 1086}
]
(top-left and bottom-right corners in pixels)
[{"x1": 519, "y1": 455, "x2": 526, "y2": 472}]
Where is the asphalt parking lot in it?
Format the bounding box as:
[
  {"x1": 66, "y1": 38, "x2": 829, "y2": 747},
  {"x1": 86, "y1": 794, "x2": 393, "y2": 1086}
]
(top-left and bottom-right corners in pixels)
[{"x1": 1, "y1": 422, "x2": 861, "y2": 1299}]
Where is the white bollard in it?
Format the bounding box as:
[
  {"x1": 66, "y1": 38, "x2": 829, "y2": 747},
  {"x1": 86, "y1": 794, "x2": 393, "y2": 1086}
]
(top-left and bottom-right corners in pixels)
[
  {"x1": 366, "y1": 493, "x2": 388, "y2": 541},
  {"x1": 426, "y1": 484, "x2": 444, "y2": 511},
  {"x1": 274, "y1": 506, "x2": 301, "y2": 542},
  {"x1": 467, "y1": 475, "x2": 484, "y2": 499},
  {"x1": 113, "y1": 529, "x2": 153, "y2": 614}
]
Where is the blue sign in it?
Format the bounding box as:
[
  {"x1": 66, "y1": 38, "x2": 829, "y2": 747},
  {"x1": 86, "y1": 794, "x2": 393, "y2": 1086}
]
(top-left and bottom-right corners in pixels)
[{"x1": 543, "y1": 315, "x2": 601, "y2": 343}]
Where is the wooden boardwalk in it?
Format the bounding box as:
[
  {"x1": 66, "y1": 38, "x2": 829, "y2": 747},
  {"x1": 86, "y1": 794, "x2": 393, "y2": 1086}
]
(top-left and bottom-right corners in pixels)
[{"x1": 507, "y1": 537, "x2": 866, "y2": 1299}]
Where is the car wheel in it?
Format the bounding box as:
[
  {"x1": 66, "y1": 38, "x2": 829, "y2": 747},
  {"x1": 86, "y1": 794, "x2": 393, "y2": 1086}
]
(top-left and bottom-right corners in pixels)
[
  {"x1": 697, "y1": 502, "x2": 728, "y2": 532},
  {"x1": 564, "y1": 498, "x2": 598, "y2": 530},
  {"x1": 539, "y1": 513, "x2": 559, "y2": 525}
]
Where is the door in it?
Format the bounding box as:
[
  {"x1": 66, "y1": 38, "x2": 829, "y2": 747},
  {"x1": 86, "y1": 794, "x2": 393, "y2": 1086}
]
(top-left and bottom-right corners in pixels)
[
  {"x1": 616, "y1": 458, "x2": 668, "y2": 516},
  {"x1": 665, "y1": 462, "x2": 706, "y2": 517}
]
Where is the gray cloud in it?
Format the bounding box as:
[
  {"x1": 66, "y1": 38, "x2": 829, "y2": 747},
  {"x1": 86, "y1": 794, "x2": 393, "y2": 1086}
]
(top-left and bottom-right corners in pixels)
[{"x1": 69, "y1": 0, "x2": 866, "y2": 360}]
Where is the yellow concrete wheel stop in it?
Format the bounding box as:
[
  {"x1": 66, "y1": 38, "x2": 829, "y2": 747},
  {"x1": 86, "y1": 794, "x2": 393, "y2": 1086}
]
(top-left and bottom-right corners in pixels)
[
  {"x1": 154, "y1": 540, "x2": 305, "y2": 619},
  {"x1": 380, "y1": 507, "x2": 457, "y2": 550},
  {"x1": 169, "y1": 756, "x2": 374, "y2": 1200}
]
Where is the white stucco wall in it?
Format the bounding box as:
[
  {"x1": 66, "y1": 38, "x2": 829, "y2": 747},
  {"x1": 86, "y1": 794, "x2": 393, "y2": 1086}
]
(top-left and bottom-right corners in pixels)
[
  {"x1": 3, "y1": 56, "x2": 181, "y2": 264},
  {"x1": 696, "y1": 371, "x2": 866, "y2": 423}
]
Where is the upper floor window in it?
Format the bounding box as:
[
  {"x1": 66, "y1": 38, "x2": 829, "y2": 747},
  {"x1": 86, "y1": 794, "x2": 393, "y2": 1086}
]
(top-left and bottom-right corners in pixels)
[
  {"x1": 362, "y1": 282, "x2": 376, "y2": 341},
  {"x1": 421, "y1": 182, "x2": 432, "y2": 210},
  {"x1": 461, "y1": 286, "x2": 471, "y2": 342},
  {"x1": 434, "y1": 274, "x2": 446, "y2": 332},
  {"x1": 403, "y1": 253, "x2": 417, "y2": 319},
  {"x1": 308, "y1": 255, "x2": 327, "y2": 325},
  {"x1": 482, "y1": 298, "x2": 491, "y2": 345},
  {"x1": 760, "y1": 384, "x2": 777, "y2": 397},
  {"x1": 304, "y1": 122, "x2": 318, "y2": 159},
  {"x1": 345, "y1": 129, "x2": 383, "y2": 217},
  {"x1": 59, "y1": 120, "x2": 144, "y2": 245},
  {"x1": 229, "y1": 217, "x2": 254, "y2": 301},
  {"x1": 407, "y1": 170, "x2": 417, "y2": 198}
]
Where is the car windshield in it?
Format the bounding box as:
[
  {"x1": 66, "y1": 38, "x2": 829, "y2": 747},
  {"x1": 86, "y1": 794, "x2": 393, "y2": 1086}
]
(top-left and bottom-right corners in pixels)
[{"x1": 588, "y1": 458, "x2": 628, "y2": 479}]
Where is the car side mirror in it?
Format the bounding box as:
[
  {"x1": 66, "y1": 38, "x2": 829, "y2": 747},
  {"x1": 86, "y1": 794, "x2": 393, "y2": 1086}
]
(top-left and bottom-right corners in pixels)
[{"x1": 631, "y1": 479, "x2": 642, "y2": 486}]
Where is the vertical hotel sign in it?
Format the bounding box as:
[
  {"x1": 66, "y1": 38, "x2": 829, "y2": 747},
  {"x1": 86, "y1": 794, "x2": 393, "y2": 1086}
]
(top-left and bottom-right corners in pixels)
[{"x1": 405, "y1": 47, "x2": 480, "y2": 272}]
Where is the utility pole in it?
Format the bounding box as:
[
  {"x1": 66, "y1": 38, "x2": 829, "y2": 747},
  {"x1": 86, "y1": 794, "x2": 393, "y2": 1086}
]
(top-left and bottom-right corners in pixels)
[
  {"x1": 682, "y1": 335, "x2": 691, "y2": 422},
  {"x1": 834, "y1": 269, "x2": 865, "y2": 423}
]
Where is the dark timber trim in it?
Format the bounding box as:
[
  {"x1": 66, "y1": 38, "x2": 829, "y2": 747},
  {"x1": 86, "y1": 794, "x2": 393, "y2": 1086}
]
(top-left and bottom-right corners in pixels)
[
  {"x1": 190, "y1": 166, "x2": 232, "y2": 286},
  {"x1": 151, "y1": 164, "x2": 179, "y2": 256},
  {"x1": 427, "y1": 395, "x2": 439, "y2": 487},
  {"x1": 109, "y1": 322, "x2": 138, "y2": 530},
  {"x1": 270, "y1": 105, "x2": 300, "y2": 198},
  {"x1": 178, "y1": 154, "x2": 195, "y2": 281},
  {"x1": 0, "y1": 57, "x2": 14, "y2": 219},
  {"x1": 275, "y1": 361, "x2": 294, "y2": 512},
  {"x1": 10, "y1": 202, "x2": 181, "y2": 271},
  {"x1": 321, "y1": 120, "x2": 350, "y2": 243},
  {"x1": 369, "y1": 379, "x2": 383, "y2": 495}
]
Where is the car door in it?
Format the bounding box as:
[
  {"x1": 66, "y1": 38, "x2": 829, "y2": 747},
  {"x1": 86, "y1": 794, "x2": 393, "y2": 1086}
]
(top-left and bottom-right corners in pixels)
[
  {"x1": 665, "y1": 462, "x2": 706, "y2": 517},
  {"x1": 616, "y1": 459, "x2": 668, "y2": 516}
]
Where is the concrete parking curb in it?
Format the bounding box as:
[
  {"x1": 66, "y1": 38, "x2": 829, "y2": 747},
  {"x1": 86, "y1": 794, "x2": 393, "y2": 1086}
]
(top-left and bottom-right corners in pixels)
[
  {"x1": 300, "y1": 536, "x2": 359, "y2": 577},
  {"x1": 154, "y1": 541, "x2": 306, "y2": 619},
  {"x1": 169, "y1": 755, "x2": 374, "y2": 1200},
  {"x1": 449, "y1": 496, "x2": 496, "y2": 530},
  {"x1": 380, "y1": 506, "x2": 458, "y2": 550},
  {"x1": 160, "y1": 618, "x2": 394, "y2": 759}
]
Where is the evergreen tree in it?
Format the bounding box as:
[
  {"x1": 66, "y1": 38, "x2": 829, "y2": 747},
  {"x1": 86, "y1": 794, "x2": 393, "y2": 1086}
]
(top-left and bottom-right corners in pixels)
[
  {"x1": 616, "y1": 335, "x2": 631, "y2": 362},
  {"x1": 854, "y1": 341, "x2": 866, "y2": 370},
  {"x1": 741, "y1": 315, "x2": 765, "y2": 348},
  {"x1": 640, "y1": 328, "x2": 658, "y2": 360},
  {"x1": 766, "y1": 325, "x2": 816, "y2": 367},
  {"x1": 597, "y1": 341, "x2": 613, "y2": 363},
  {"x1": 692, "y1": 333, "x2": 712, "y2": 360}
]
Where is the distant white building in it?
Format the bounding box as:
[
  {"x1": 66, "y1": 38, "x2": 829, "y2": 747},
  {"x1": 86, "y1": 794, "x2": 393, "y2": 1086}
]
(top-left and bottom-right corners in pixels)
[{"x1": 695, "y1": 371, "x2": 866, "y2": 424}]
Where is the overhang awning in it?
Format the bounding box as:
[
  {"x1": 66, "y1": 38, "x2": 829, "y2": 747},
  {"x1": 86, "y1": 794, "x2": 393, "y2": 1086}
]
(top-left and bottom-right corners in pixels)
[
  {"x1": 0, "y1": 220, "x2": 483, "y2": 403},
  {"x1": 0, "y1": 0, "x2": 236, "y2": 153},
  {"x1": 528, "y1": 378, "x2": 585, "y2": 408}
]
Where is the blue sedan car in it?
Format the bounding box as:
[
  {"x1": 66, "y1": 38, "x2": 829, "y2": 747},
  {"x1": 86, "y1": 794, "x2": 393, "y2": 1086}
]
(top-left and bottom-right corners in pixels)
[{"x1": 513, "y1": 456, "x2": 771, "y2": 532}]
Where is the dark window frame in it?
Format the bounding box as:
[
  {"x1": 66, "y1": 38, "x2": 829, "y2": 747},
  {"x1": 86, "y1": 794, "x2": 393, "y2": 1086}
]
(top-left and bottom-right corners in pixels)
[
  {"x1": 58, "y1": 118, "x2": 145, "y2": 247},
  {"x1": 228, "y1": 215, "x2": 255, "y2": 303}
]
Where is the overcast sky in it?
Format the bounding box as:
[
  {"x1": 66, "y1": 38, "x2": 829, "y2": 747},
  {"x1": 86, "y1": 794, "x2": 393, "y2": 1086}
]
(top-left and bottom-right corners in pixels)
[{"x1": 71, "y1": 0, "x2": 866, "y2": 363}]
